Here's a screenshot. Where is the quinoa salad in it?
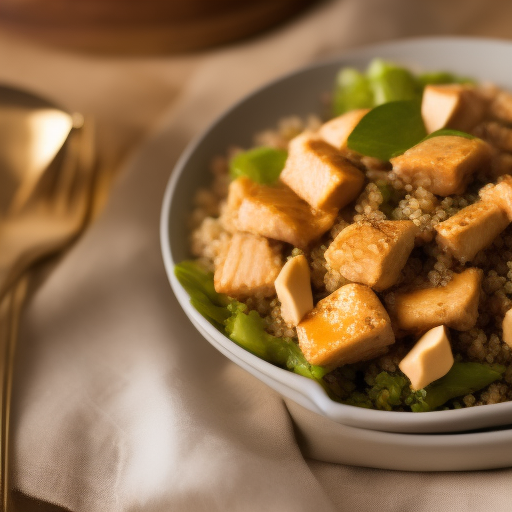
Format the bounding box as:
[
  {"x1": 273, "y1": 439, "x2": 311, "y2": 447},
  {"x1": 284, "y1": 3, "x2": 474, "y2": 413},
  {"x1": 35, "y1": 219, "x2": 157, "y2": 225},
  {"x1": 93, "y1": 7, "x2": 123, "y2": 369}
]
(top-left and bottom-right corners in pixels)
[{"x1": 176, "y1": 60, "x2": 512, "y2": 412}]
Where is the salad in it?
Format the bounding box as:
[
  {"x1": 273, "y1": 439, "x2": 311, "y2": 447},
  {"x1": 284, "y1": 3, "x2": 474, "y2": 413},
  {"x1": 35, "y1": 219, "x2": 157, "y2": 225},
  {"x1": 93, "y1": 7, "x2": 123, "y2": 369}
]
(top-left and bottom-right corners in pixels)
[{"x1": 176, "y1": 60, "x2": 512, "y2": 412}]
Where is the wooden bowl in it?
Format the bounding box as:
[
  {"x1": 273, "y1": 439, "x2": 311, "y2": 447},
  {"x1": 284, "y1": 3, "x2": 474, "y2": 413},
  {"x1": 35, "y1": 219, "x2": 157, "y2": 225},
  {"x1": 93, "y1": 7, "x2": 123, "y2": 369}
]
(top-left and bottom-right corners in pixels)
[{"x1": 0, "y1": 0, "x2": 318, "y2": 54}]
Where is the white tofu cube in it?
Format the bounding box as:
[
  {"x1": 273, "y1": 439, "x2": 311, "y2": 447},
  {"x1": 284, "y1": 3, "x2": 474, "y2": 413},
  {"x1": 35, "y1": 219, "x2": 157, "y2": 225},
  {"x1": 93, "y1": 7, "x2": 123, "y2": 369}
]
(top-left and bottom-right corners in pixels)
[
  {"x1": 502, "y1": 309, "x2": 512, "y2": 349},
  {"x1": 275, "y1": 255, "x2": 313, "y2": 326},
  {"x1": 399, "y1": 325, "x2": 454, "y2": 390}
]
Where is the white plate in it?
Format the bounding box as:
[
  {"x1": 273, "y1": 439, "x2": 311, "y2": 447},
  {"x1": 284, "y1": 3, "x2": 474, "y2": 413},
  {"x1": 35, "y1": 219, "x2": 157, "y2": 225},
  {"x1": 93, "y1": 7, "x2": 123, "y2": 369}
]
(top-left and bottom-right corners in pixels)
[{"x1": 161, "y1": 37, "x2": 512, "y2": 453}]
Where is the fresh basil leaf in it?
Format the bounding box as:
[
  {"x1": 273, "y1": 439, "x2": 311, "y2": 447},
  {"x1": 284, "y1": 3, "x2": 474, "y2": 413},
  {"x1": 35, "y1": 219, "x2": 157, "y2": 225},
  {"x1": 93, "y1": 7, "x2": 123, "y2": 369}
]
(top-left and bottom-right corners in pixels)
[
  {"x1": 422, "y1": 128, "x2": 475, "y2": 142},
  {"x1": 347, "y1": 100, "x2": 427, "y2": 160}
]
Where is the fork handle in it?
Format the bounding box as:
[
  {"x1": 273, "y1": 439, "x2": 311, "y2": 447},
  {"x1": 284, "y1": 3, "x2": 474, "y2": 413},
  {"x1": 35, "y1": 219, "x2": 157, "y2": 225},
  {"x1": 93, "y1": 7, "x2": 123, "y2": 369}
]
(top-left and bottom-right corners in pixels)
[{"x1": 0, "y1": 277, "x2": 28, "y2": 512}]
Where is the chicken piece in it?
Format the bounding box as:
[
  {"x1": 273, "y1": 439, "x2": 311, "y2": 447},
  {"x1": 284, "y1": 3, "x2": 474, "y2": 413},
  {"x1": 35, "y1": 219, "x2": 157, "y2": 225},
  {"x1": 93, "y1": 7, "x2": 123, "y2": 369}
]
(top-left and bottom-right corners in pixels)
[
  {"x1": 325, "y1": 220, "x2": 418, "y2": 291},
  {"x1": 297, "y1": 283, "x2": 394, "y2": 367},
  {"x1": 318, "y1": 109, "x2": 370, "y2": 149},
  {"x1": 479, "y1": 175, "x2": 512, "y2": 221},
  {"x1": 399, "y1": 325, "x2": 454, "y2": 390},
  {"x1": 214, "y1": 232, "x2": 282, "y2": 298},
  {"x1": 387, "y1": 268, "x2": 482, "y2": 335},
  {"x1": 479, "y1": 121, "x2": 512, "y2": 153},
  {"x1": 435, "y1": 201, "x2": 509, "y2": 263},
  {"x1": 226, "y1": 177, "x2": 337, "y2": 248},
  {"x1": 280, "y1": 133, "x2": 365, "y2": 210},
  {"x1": 489, "y1": 91, "x2": 512, "y2": 124},
  {"x1": 390, "y1": 135, "x2": 491, "y2": 196},
  {"x1": 275, "y1": 255, "x2": 313, "y2": 326},
  {"x1": 421, "y1": 84, "x2": 486, "y2": 134},
  {"x1": 502, "y1": 309, "x2": 512, "y2": 349}
]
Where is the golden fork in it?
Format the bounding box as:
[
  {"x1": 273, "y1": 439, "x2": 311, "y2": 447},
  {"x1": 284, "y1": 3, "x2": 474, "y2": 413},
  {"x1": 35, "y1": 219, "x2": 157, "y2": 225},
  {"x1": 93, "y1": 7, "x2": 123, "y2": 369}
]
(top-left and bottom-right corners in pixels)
[{"x1": 0, "y1": 117, "x2": 97, "y2": 511}]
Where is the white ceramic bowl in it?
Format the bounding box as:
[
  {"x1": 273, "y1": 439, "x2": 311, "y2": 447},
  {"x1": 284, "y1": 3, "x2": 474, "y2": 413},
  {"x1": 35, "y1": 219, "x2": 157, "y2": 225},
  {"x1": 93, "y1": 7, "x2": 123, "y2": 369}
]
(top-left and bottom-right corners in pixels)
[{"x1": 161, "y1": 37, "x2": 512, "y2": 438}]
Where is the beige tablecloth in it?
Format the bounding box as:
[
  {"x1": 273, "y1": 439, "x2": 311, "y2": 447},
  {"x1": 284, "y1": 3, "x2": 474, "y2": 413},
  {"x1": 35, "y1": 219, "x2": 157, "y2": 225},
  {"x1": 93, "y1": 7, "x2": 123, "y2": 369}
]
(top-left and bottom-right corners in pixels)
[{"x1": 2, "y1": 1, "x2": 512, "y2": 510}]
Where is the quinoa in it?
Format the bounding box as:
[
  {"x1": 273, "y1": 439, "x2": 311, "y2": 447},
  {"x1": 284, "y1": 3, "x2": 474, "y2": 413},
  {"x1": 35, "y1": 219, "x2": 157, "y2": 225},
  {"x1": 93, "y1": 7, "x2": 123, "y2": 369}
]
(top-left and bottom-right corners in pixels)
[{"x1": 188, "y1": 83, "x2": 512, "y2": 410}]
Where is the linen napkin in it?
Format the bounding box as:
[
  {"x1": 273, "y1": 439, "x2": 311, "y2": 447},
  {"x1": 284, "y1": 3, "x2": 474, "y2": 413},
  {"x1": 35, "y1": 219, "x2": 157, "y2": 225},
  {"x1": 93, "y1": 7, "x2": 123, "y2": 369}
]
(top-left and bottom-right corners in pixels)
[{"x1": 6, "y1": 0, "x2": 512, "y2": 511}]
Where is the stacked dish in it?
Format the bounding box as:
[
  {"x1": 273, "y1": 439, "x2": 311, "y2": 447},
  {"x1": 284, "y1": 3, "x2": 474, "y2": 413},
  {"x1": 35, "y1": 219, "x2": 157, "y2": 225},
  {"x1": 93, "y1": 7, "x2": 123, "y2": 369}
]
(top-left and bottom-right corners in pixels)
[{"x1": 161, "y1": 37, "x2": 512, "y2": 471}]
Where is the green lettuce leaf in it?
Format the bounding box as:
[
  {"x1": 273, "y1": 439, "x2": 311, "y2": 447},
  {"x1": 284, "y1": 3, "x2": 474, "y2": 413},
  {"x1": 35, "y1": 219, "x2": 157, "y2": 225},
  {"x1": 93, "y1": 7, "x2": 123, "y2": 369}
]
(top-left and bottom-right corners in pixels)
[{"x1": 229, "y1": 146, "x2": 288, "y2": 184}]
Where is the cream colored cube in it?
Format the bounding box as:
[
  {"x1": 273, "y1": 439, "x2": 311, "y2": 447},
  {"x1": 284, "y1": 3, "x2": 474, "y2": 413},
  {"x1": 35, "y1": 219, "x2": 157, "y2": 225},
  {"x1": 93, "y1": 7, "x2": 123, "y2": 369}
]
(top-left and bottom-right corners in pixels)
[
  {"x1": 275, "y1": 255, "x2": 313, "y2": 326},
  {"x1": 325, "y1": 220, "x2": 418, "y2": 291},
  {"x1": 318, "y1": 109, "x2": 370, "y2": 149},
  {"x1": 214, "y1": 232, "x2": 282, "y2": 299},
  {"x1": 280, "y1": 133, "x2": 365, "y2": 210},
  {"x1": 435, "y1": 201, "x2": 509, "y2": 263},
  {"x1": 387, "y1": 268, "x2": 482, "y2": 334},
  {"x1": 421, "y1": 84, "x2": 486, "y2": 134},
  {"x1": 399, "y1": 325, "x2": 454, "y2": 390},
  {"x1": 297, "y1": 283, "x2": 395, "y2": 367},
  {"x1": 502, "y1": 309, "x2": 512, "y2": 349},
  {"x1": 226, "y1": 177, "x2": 337, "y2": 248},
  {"x1": 480, "y1": 175, "x2": 512, "y2": 220},
  {"x1": 390, "y1": 135, "x2": 491, "y2": 196}
]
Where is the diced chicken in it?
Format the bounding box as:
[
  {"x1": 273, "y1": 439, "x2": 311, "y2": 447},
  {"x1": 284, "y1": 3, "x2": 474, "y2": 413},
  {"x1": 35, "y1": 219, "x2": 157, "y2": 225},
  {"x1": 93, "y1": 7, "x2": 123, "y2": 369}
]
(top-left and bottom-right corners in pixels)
[
  {"x1": 214, "y1": 232, "x2": 282, "y2": 298},
  {"x1": 226, "y1": 177, "x2": 337, "y2": 248},
  {"x1": 387, "y1": 268, "x2": 482, "y2": 335},
  {"x1": 478, "y1": 121, "x2": 512, "y2": 153},
  {"x1": 399, "y1": 325, "x2": 454, "y2": 390},
  {"x1": 324, "y1": 220, "x2": 418, "y2": 291},
  {"x1": 421, "y1": 84, "x2": 486, "y2": 134},
  {"x1": 318, "y1": 109, "x2": 370, "y2": 149},
  {"x1": 297, "y1": 283, "x2": 395, "y2": 367},
  {"x1": 502, "y1": 309, "x2": 512, "y2": 349},
  {"x1": 479, "y1": 175, "x2": 512, "y2": 221},
  {"x1": 435, "y1": 201, "x2": 509, "y2": 262},
  {"x1": 275, "y1": 255, "x2": 313, "y2": 326},
  {"x1": 390, "y1": 135, "x2": 491, "y2": 196},
  {"x1": 489, "y1": 91, "x2": 512, "y2": 124},
  {"x1": 280, "y1": 133, "x2": 365, "y2": 210}
]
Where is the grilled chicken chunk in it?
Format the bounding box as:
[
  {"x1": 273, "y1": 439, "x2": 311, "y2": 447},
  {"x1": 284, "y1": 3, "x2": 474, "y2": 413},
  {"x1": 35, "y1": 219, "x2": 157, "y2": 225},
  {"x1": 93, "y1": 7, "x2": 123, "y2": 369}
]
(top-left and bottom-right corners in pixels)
[
  {"x1": 297, "y1": 283, "x2": 394, "y2": 367},
  {"x1": 386, "y1": 268, "x2": 482, "y2": 335},
  {"x1": 479, "y1": 174, "x2": 512, "y2": 221},
  {"x1": 214, "y1": 232, "x2": 282, "y2": 298},
  {"x1": 226, "y1": 177, "x2": 337, "y2": 248},
  {"x1": 390, "y1": 135, "x2": 491, "y2": 196},
  {"x1": 421, "y1": 84, "x2": 486, "y2": 134},
  {"x1": 325, "y1": 220, "x2": 418, "y2": 291},
  {"x1": 435, "y1": 200, "x2": 509, "y2": 263},
  {"x1": 280, "y1": 133, "x2": 365, "y2": 211},
  {"x1": 318, "y1": 109, "x2": 370, "y2": 149}
]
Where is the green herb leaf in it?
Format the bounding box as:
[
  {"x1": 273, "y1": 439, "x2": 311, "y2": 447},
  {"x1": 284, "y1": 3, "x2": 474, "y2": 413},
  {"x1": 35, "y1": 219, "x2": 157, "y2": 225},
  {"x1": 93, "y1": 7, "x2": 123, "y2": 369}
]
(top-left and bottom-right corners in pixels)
[
  {"x1": 333, "y1": 68, "x2": 374, "y2": 116},
  {"x1": 347, "y1": 100, "x2": 427, "y2": 160},
  {"x1": 422, "y1": 128, "x2": 475, "y2": 142},
  {"x1": 229, "y1": 146, "x2": 288, "y2": 184}
]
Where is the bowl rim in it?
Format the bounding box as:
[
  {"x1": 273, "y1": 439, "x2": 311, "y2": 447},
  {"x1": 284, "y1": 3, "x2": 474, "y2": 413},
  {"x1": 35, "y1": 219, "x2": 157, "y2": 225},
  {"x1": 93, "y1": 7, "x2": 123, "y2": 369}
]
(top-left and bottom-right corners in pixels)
[{"x1": 160, "y1": 35, "x2": 512, "y2": 434}]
